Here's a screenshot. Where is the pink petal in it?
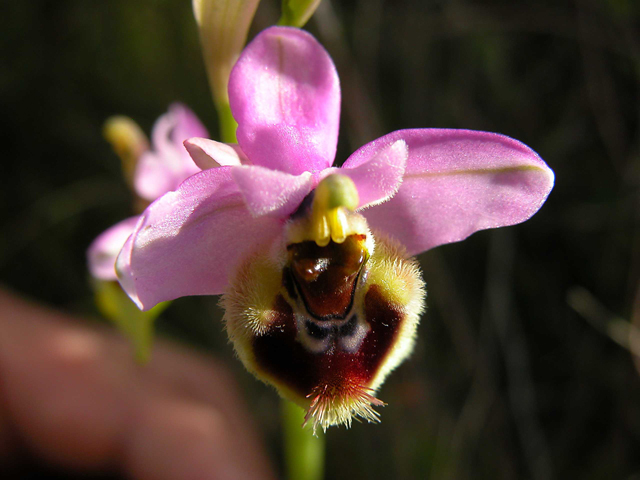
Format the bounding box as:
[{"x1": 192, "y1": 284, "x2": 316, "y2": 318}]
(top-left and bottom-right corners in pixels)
[
  {"x1": 338, "y1": 139, "x2": 408, "y2": 209},
  {"x1": 232, "y1": 165, "x2": 313, "y2": 217},
  {"x1": 134, "y1": 151, "x2": 181, "y2": 200},
  {"x1": 116, "y1": 168, "x2": 283, "y2": 310},
  {"x1": 360, "y1": 129, "x2": 555, "y2": 255},
  {"x1": 134, "y1": 104, "x2": 208, "y2": 201},
  {"x1": 87, "y1": 216, "x2": 140, "y2": 281},
  {"x1": 184, "y1": 137, "x2": 249, "y2": 169},
  {"x1": 229, "y1": 26, "x2": 340, "y2": 175},
  {"x1": 168, "y1": 103, "x2": 209, "y2": 146}
]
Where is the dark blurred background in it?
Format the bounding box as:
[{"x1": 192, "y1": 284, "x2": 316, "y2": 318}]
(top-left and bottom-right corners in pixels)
[{"x1": 2, "y1": 0, "x2": 640, "y2": 478}]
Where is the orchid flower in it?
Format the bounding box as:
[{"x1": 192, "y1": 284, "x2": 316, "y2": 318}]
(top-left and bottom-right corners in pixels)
[
  {"x1": 116, "y1": 27, "x2": 554, "y2": 431},
  {"x1": 88, "y1": 103, "x2": 208, "y2": 280}
]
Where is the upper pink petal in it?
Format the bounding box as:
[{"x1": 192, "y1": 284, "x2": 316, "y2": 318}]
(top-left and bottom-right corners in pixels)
[
  {"x1": 229, "y1": 26, "x2": 340, "y2": 175},
  {"x1": 231, "y1": 165, "x2": 313, "y2": 218},
  {"x1": 360, "y1": 129, "x2": 555, "y2": 255},
  {"x1": 134, "y1": 103, "x2": 208, "y2": 201},
  {"x1": 134, "y1": 151, "x2": 183, "y2": 200},
  {"x1": 184, "y1": 137, "x2": 249, "y2": 169},
  {"x1": 168, "y1": 103, "x2": 209, "y2": 147},
  {"x1": 116, "y1": 167, "x2": 283, "y2": 310},
  {"x1": 338, "y1": 139, "x2": 408, "y2": 209},
  {"x1": 87, "y1": 216, "x2": 140, "y2": 281}
]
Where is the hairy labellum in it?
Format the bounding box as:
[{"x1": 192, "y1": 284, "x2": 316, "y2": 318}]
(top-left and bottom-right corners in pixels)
[{"x1": 223, "y1": 203, "x2": 425, "y2": 432}]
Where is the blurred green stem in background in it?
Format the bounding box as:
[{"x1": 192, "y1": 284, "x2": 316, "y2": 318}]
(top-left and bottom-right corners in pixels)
[
  {"x1": 282, "y1": 400, "x2": 325, "y2": 480},
  {"x1": 93, "y1": 279, "x2": 168, "y2": 363}
]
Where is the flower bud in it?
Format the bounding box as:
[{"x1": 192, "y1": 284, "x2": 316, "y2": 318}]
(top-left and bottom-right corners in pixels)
[
  {"x1": 103, "y1": 116, "x2": 149, "y2": 188},
  {"x1": 193, "y1": 0, "x2": 260, "y2": 108}
]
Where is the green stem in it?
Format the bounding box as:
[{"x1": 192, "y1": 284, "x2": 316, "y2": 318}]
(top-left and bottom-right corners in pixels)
[
  {"x1": 282, "y1": 400, "x2": 325, "y2": 480},
  {"x1": 216, "y1": 100, "x2": 238, "y2": 144},
  {"x1": 133, "y1": 315, "x2": 153, "y2": 364},
  {"x1": 277, "y1": 0, "x2": 320, "y2": 28}
]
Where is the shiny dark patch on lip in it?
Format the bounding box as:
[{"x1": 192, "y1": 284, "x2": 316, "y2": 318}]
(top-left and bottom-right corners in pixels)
[
  {"x1": 282, "y1": 267, "x2": 298, "y2": 300},
  {"x1": 287, "y1": 235, "x2": 367, "y2": 320},
  {"x1": 252, "y1": 287, "x2": 404, "y2": 398}
]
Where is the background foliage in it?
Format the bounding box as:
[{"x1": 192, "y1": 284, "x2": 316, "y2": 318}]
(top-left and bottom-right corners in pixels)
[{"x1": 2, "y1": 0, "x2": 640, "y2": 478}]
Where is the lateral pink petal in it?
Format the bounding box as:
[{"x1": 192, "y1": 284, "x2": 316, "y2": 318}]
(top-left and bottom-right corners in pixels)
[
  {"x1": 87, "y1": 216, "x2": 140, "y2": 281},
  {"x1": 229, "y1": 26, "x2": 340, "y2": 175},
  {"x1": 232, "y1": 165, "x2": 313, "y2": 218},
  {"x1": 184, "y1": 137, "x2": 249, "y2": 169},
  {"x1": 116, "y1": 167, "x2": 283, "y2": 310},
  {"x1": 339, "y1": 139, "x2": 408, "y2": 209},
  {"x1": 361, "y1": 129, "x2": 555, "y2": 255}
]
